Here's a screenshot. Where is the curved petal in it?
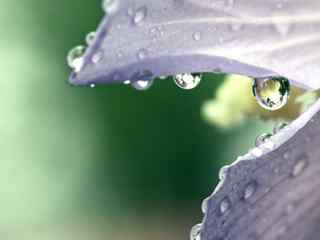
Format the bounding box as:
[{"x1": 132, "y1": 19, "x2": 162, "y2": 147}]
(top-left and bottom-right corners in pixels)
[
  {"x1": 200, "y1": 98, "x2": 320, "y2": 240},
  {"x1": 70, "y1": 0, "x2": 320, "y2": 89}
]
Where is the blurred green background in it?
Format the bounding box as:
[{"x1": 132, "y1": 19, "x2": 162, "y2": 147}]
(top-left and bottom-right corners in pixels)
[{"x1": 0, "y1": 0, "x2": 273, "y2": 239}]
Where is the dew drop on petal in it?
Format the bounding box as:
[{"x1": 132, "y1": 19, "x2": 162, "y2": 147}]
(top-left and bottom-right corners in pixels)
[
  {"x1": 193, "y1": 32, "x2": 201, "y2": 41},
  {"x1": 243, "y1": 181, "x2": 257, "y2": 200},
  {"x1": 132, "y1": 79, "x2": 154, "y2": 91},
  {"x1": 133, "y1": 6, "x2": 147, "y2": 25},
  {"x1": 67, "y1": 45, "x2": 86, "y2": 73},
  {"x1": 174, "y1": 73, "x2": 202, "y2": 90},
  {"x1": 190, "y1": 223, "x2": 202, "y2": 240},
  {"x1": 291, "y1": 158, "x2": 308, "y2": 177},
  {"x1": 255, "y1": 133, "x2": 272, "y2": 147},
  {"x1": 253, "y1": 77, "x2": 290, "y2": 111},
  {"x1": 86, "y1": 31, "x2": 96, "y2": 45},
  {"x1": 220, "y1": 197, "x2": 231, "y2": 214},
  {"x1": 273, "y1": 122, "x2": 288, "y2": 134}
]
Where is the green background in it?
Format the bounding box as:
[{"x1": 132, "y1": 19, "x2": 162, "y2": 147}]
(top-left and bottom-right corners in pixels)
[{"x1": 0, "y1": 0, "x2": 272, "y2": 239}]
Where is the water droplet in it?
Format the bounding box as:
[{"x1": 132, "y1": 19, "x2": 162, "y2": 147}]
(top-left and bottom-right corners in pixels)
[
  {"x1": 264, "y1": 140, "x2": 275, "y2": 150},
  {"x1": 201, "y1": 197, "x2": 209, "y2": 213},
  {"x1": 220, "y1": 197, "x2": 231, "y2": 214},
  {"x1": 133, "y1": 6, "x2": 147, "y2": 25},
  {"x1": 273, "y1": 122, "x2": 288, "y2": 134},
  {"x1": 92, "y1": 51, "x2": 103, "y2": 63},
  {"x1": 243, "y1": 181, "x2": 257, "y2": 200},
  {"x1": 291, "y1": 158, "x2": 308, "y2": 177},
  {"x1": 255, "y1": 133, "x2": 272, "y2": 147},
  {"x1": 286, "y1": 203, "x2": 295, "y2": 214},
  {"x1": 67, "y1": 45, "x2": 86, "y2": 72},
  {"x1": 137, "y1": 48, "x2": 149, "y2": 60},
  {"x1": 251, "y1": 147, "x2": 263, "y2": 157},
  {"x1": 90, "y1": 83, "x2": 96, "y2": 88},
  {"x1": 102, "y1": 0, "x2": 119, "y2": 14},
  {"x1": 230, "y1": 22, "x2": 243, "y2": 31},
  {"x1": 117, "y1": 51, "x2": 124, "y2": 59},
  {"x1": 190, "y1": 223, "x2": 202, "y2": 240},
  {"x1": 124, "y1": 80, "x2": 131, "y2": 85},
  {"x1": 86, "y1": 31, "x2": 96, "y2": 45},
  {"x1": 174, "y1": 73, "x2": 202, "y2": 90},
  {"x1": 219, "y1": 165, "x2": 229, "y2": 180},
  {"x1": 132, "y1": 79, "x2": 154, "y2": 91},
  {"x1": 193, "y1": 32, "x2": 201, "y2": 41},
  {"x1": 127, "y1": 7, "x2": 134, "y2": 16},
  {"x1": 253, "y1": 77, "x2": 290, "y2": 111}
]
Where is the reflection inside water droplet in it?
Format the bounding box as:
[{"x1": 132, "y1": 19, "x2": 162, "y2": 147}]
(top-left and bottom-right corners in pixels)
[
  {"x1": 253, "y1": 77, "x2": 290, "y2": 111},
  {"x1": 132, "y1": 79, "x2": 154, "y2": 90},
  {"x1": 174, "y1": 73, "x2": 202, "y2": 90}
]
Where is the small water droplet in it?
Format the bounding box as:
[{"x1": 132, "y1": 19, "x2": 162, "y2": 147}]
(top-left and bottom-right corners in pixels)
[
  {"x1": 132, "y1": 79, "x2": 154, "y2": 91},
  {"x1": 124, "y1": 80, "x2": 131, "y2": 85},
  {"x1": 243, "y1": 181, "x2": 257, "y2": 200},
  {"x1": 283, "y1": 152, "x2": 290, "y2": 159},
  {"x1": 133, "y1": 6, "x2": 147, "y2": 25},
  {"x1": 291, "y1": 158, "x2": 308, "y2": 177},
  {"x1": 174, "y1": 73, "x2": 202, "y2": 90},
  {"x1": 264, "y1": 140, "x2": 275, "y2": 150},
  {"x1": 92, "y1": 51, "x2": 103, "y2": 63},
  {"x1": 251, "y1": 147, "x2": 263, "y2": 157},
  {"x1": 220, "y1": 197, "x2": 231, "y2": 214},
  {"x1": 201, "y1": 197, "x2": 209, "y2": 213},
  {"x1": 86, "y1": 31, "x2": 96, "y2": 45},
  {"x1": 219, "y1": 166, "x2": 229, "y2": 180},
  {"x1": 137, "y1": 48, "x2": 149, "y2": 60},
  {"x1": 67, "y1": 45, "x2": 86, "y2": 72},
  {"x1": 90, "y1": 83, "x2": 96, "y2": 88},
  {"x1": 286, "y1": 203, "x2": 295, "y2": 214},
  {"x1": 273, "y1": 122, "x2": 288, "y2": 134},
  {"x1": 193, "y1": 32, "x2": 201, "y2": 41},
  {"x1": 255, "y1": 133, "x2": 272, "y2": 147},
  {"x1": 117, "y1": 51, "x2": 124, "y2": 59},
  {"x1": 102, "y1": 0, "x2": 119, "y2": 14},
  {"x1": 230, "y1": 22, "x2": 243, "y2": 31},
  {"x1": 127, "y1": 7, "x2": 134, "y2": 16},
  {"x1": 253, "y1": 77, "x2": 290, "y2": 111},
  {"x1": 190, "y1": 224, "x2": 202, "y2": 240}
]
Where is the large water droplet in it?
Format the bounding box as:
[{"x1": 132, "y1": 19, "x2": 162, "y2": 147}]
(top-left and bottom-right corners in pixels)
[
  {"x1": 133, "y1": 6, "x2": 147, "y2": 25},
  {"x1": 67, "y1": 45, "x2": 86, "y2": 72},
  {"x1": 255, "y1": 133, "x2": 272, "y2": 147},
  {"x1": 220, "y1": 197, "x2": 231, "y2": 214},
  {"x1": 86, "y1": 31, "x2": 96, "y2": 45},
  {"x1": 174, "y1": 73, "x2": 202, "y2": 90},
  {"x1": 253, "y1": 77, "x2": 290, "y2": 111},
  {"x1": 132, "y1": 79, "x2": 154, "y2": 91},
  {"x1": 190, "y1": 223, "x2": 202, "y2": 240}
]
